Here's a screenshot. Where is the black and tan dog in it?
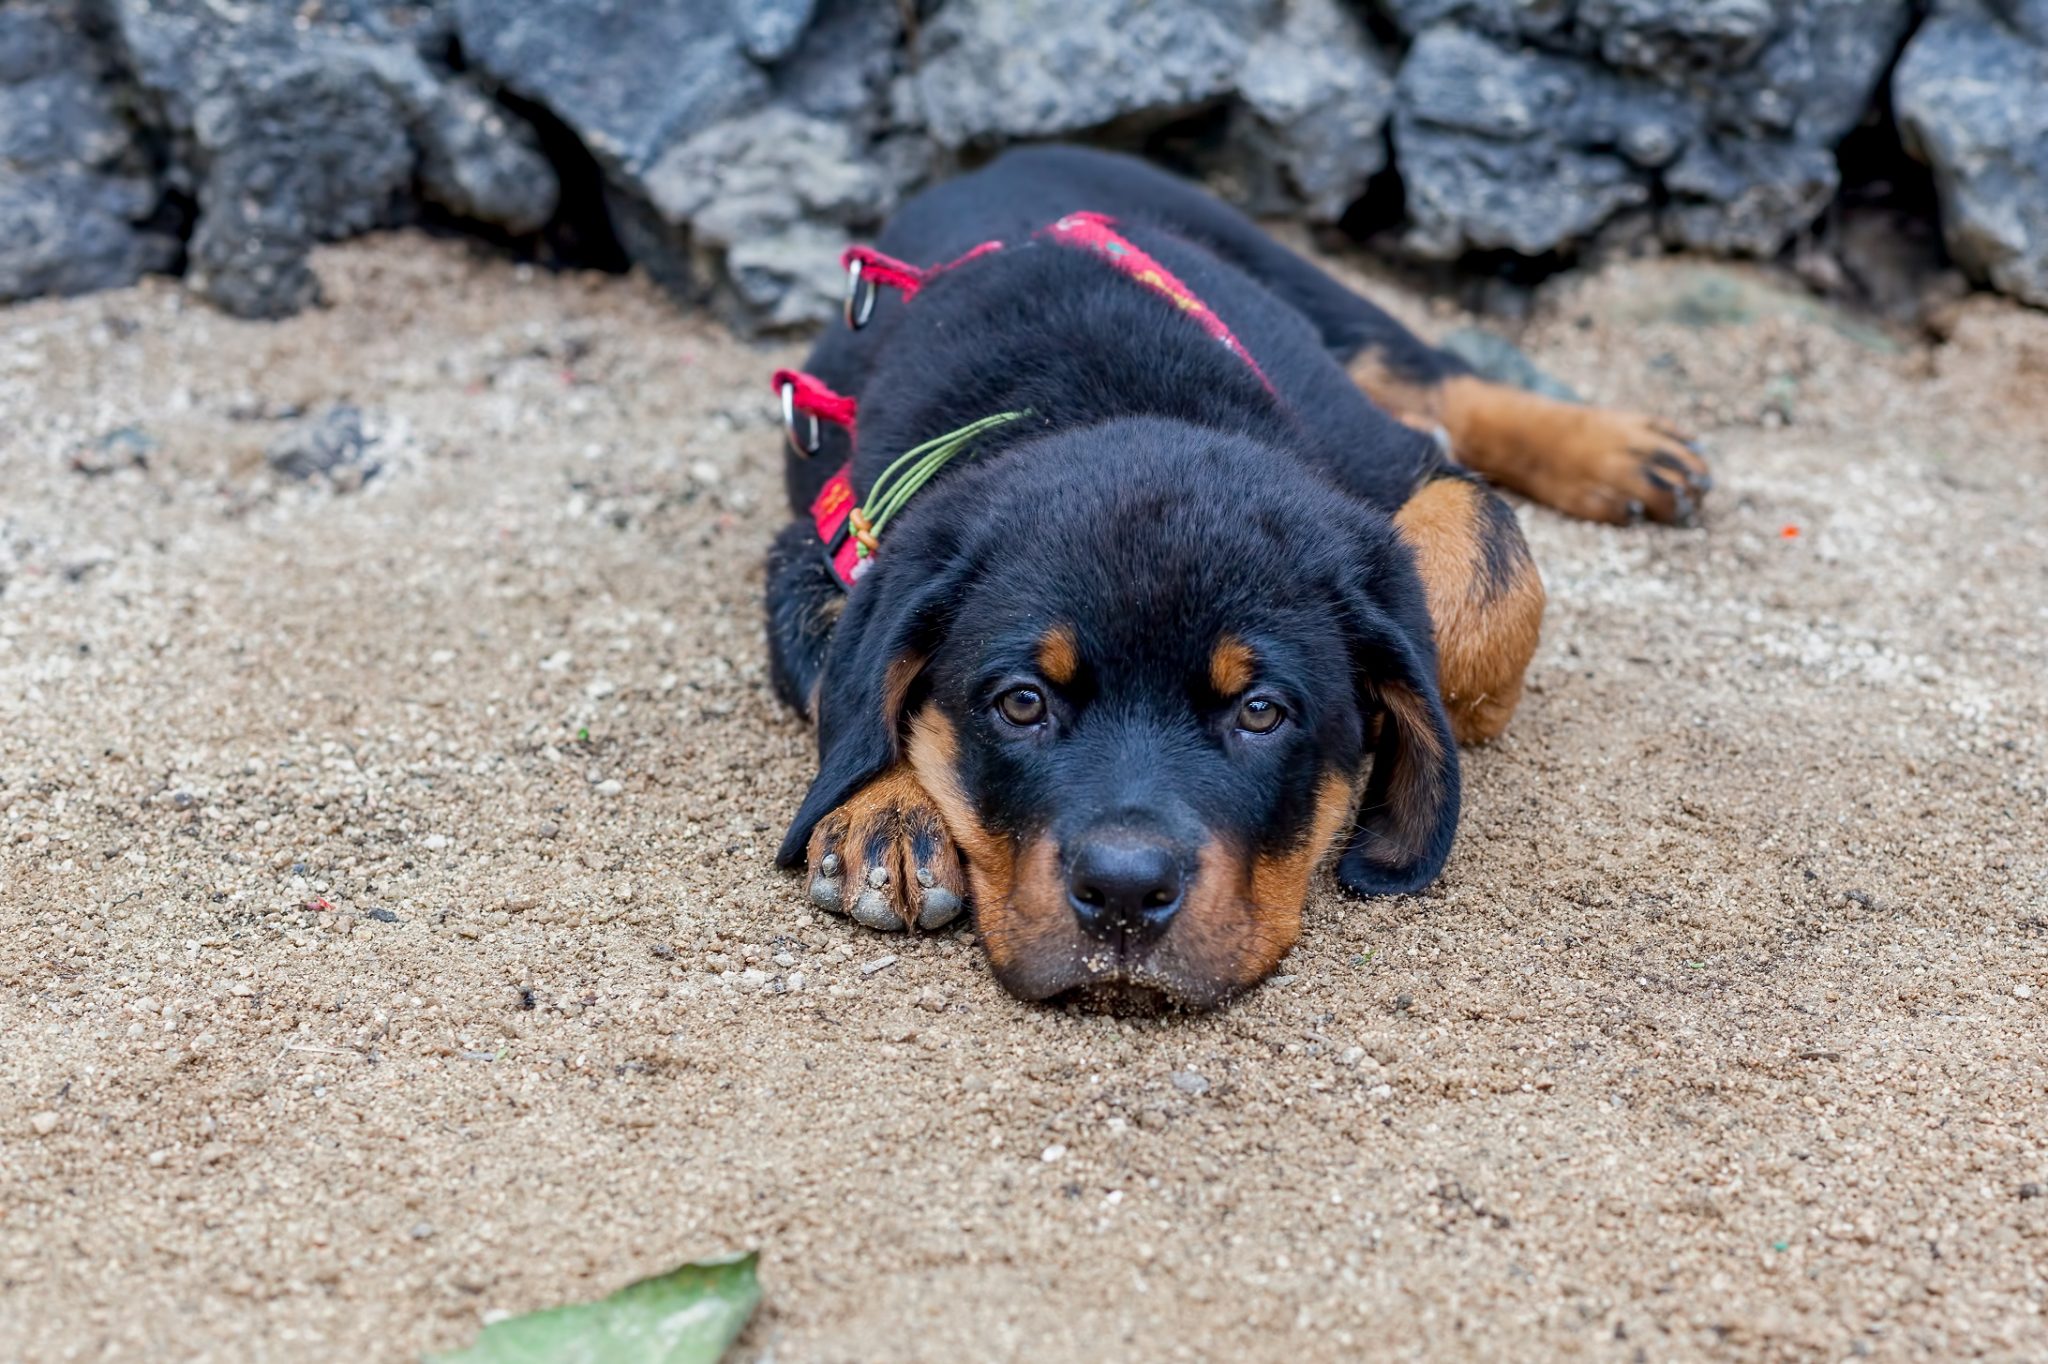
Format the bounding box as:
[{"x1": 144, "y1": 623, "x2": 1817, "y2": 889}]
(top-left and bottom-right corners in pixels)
[{"x1": 764, "y1": 147, "x2": 1707, "y2": 1011}]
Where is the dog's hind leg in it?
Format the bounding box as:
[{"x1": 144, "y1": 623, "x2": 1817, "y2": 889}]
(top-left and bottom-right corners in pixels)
[
  {"x1": 1203, "y1": 233, "x2": 1714, "y2": 526},
  {"x1": 1350, "y1": 353, "x2": 1713, "y2": 528}
]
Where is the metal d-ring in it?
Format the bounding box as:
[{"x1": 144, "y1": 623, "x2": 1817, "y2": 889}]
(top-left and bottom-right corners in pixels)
[
  {"x1": 781, "y1": 379, "x2": 821, "y2": 457},
  {"x1": 844, "y1": 256, "x2": 877, "y2": 330}
]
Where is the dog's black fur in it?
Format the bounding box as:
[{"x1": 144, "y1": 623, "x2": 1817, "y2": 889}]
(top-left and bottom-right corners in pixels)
[{"x1": 764, "y1": 147, "x2": 1509, "y2": 1008}]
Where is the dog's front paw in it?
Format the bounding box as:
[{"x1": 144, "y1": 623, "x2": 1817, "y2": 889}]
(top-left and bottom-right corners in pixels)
[{"x1": 806, "y1": 765, "x2": 967, "y2": 932}]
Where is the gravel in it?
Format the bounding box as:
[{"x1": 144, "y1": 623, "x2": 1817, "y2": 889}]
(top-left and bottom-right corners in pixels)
[{"x1": 2, "y1": 235, "x2": 2045, "y2": 1361}]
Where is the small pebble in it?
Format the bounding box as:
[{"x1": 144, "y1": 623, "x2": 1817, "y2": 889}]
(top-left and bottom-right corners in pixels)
[
  {"x1": 1171, "y1": 1071, "x2": 1209, "y2": 1096},
  {"x1": 594, "y1": 779, "x2": 624, "y2": 798},
  {"x1": 2016, "y1": 984, "x2": 2033, "y2": 1000},
  {"x1": 30, "y1": 1111, "x2": 59, "y2": 1136},
  {"x1": 1041, "y1": 1144, "x2": 1067, "y2": 1163},
  {"x1": 859, "y1": 954, "x2": 899, "y2": 976}
]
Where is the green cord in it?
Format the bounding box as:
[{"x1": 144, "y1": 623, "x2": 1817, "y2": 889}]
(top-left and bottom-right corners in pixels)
[{"x1": 855, "y1": 409, "x2": 1028, "y2": 553}]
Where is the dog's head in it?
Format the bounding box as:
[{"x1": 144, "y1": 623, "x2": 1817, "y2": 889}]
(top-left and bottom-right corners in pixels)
[{"x1": 780, "y1": 418, "x2": 1458, "y2": 1010}]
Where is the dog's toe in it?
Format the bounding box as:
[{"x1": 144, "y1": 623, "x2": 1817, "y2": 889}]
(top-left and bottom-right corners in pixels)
[
  {"x1": 1550, "y1": 411, "x2": 1713, "y2": 526},
  {"x1": 804, "y1": 767, "x2": 968, "y2": 933}
]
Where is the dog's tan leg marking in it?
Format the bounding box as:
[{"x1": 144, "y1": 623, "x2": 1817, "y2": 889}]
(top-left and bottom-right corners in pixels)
[{"x1": 1394, "y1": 477, "x2": 1545, "y2": 745}]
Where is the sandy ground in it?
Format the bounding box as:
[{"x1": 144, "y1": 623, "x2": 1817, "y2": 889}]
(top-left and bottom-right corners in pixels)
[{"x1": 2, "y1": 234, "x2": 2045, "y2": 1363}]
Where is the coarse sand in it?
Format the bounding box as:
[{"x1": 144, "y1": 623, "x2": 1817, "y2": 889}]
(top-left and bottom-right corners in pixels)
[{"x1": 2, "y1": 235, "x2": 2045, "y2": 1362}]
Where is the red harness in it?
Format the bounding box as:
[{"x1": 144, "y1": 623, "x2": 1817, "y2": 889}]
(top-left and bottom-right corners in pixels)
[{"x1": 774, "y1": 211, "x2": 1271, "y2": 588}]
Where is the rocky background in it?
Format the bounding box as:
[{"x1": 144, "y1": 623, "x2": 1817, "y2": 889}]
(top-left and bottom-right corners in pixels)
[{"x1": 4, "y1": 0, "x2": 2044, "y2": 329}]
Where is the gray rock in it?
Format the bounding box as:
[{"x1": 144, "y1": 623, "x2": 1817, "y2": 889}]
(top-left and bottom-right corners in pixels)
[
  {"x1": 0, "y1": 22, "x2": 131, "y2": 171},
  {"x1": 911, "y1": 0, "x2": 1398, "y2": 225},
  {"x1": 724, "y1": 220, "x2": 862, "y2": 330},
  {"x1": 602, "y1": 183, "x2": 698, "y2": 300},
  {"x1": 1895, "y1": 3, "x2": 2048, "y2": 307},
  {"x1": 0, "y1": 170, "x2": 165, "y2": 303},
  {"x1": 14, "y1": 0, "x2": 2048, "y2": 322},
  {"x1": 913, "y1": 0, "x2": 1267, "y2": 147},
  {"x1": 733, "y1": 0, "x2": 817, "y2": 63},
  {"x1": 0, "y1": 7, "x2": 78, "y2": 85},
  {"x1": 638, "y1": 106, "x2": 902, "y2": 327},
  {"x1": 1392, "y1": 2, "x2": 1910, "y2": 261},
  {"x1": 1715, "y1": 1, "x2": 1915, "y2": 145},
  {"x1": 183, "y1": 54, "x2": 416, "y2": 318},
  {"x1": 0, "y1": 4, "x2": 169, "y2": 303},
  {"x1": 1576, "y1": 0, "x2": 1779, "y2": 74},
  {"x1": 104, "y1": 0, "x2": 556, "y2": 318},
  {"x1": 639, "y1": 107, "x2": 892, "y2": 247},
  {"x1": 1378, "y1": 0, "x2": 1575, "y2": 42},
  {"x1": 770, "y1": 0, "x2": 901, "y2": 124},
  {"x1": 1662, "y1": 138, "x2": 1838, "y2": 256},
  {"x1": 386, "y1": 62, "x2": 557, "y2": 234},
  {"x1": 454, "y1": 0, "x2": 898, "y2": 327},
  {"x1": 267, "y1": 404, "x2": 378, "y2": 483},
  {"x1": 1991, "y1": 0, "x2": 2048, "y2": 43},
  {"x1": 455, "y1": 0, "x2": 765, "y2": 174},
  {"x1": 1394, "y1": 28, "x2": 1660, "y2": 257},
  {"x1": 1230, "y1": 0, "x2": 1396, "y2": 220}
]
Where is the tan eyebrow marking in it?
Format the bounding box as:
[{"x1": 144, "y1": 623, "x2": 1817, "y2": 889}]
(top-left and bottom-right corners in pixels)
[
  {"x1": 1036, "y1": 624, "x2": 1079, "y2": 686},
  {"x1": 1209, "y1": 634, "x2": 1256, "y2": 696}
]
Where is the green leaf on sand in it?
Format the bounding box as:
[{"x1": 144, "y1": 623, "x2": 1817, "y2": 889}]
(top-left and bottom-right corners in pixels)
[{"x1": 430, "y1": 1252, "x2": 760, "y2": 1364}]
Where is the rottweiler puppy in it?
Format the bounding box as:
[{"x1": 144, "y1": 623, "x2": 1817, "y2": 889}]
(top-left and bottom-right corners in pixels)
[{"x1": 764, "y1": 146, "x2": 1707, "y2": 1011}]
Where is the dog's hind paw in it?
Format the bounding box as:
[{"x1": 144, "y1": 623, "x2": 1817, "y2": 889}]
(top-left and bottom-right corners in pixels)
[
  {"x1": 1574, "y1": 411, "x2": 1714, "y2": 527},
  {"x1": 1513, "y1": 406, "x2": 1714, "y2": 527},
  {"x1": 806, "y1": 765, "x2": 967, "y2": 932},
  {"x1": 1439, "y1": 378, "x2": 1714, "y2": 528}
]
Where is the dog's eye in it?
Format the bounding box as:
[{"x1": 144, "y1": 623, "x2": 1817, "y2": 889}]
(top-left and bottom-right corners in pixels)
[
  {"x1": 1236, "y1": 697, "x2": 1285, "y2": 734},
  {"x1": 996, "y1": 686, "x2": 1048, "y2": 727}
]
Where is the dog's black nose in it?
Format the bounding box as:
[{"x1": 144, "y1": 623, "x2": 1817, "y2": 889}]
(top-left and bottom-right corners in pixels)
[{"x1": 1066, "y1": 832, "x2": 1184, "y2": 947}]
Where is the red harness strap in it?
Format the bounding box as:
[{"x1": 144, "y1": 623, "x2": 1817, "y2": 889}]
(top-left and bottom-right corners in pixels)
[
  {"x1": 808, "y1": 463, "x2": 866, "y2": 585},
  {"x1": 842, "y1": 240, "x2": 1006, "y2": 303},
  {"x1": 773, "y1": 368, "x2": 858, "y2": 444},
  {"x1": 1040, "y1": 212, "x2": 1275, "y2": 394},
  {"x1": 777, "y1": 213, "x2": 1271, "y2": 589}
]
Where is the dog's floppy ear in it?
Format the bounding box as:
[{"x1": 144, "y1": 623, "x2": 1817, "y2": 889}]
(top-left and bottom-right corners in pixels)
[
  {"x1": 1334, "y1": 552, "x2": 1462, "y2": 897},
  {"x1": 775, "y1": 540, "x2": 969, "y2": 867}
]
